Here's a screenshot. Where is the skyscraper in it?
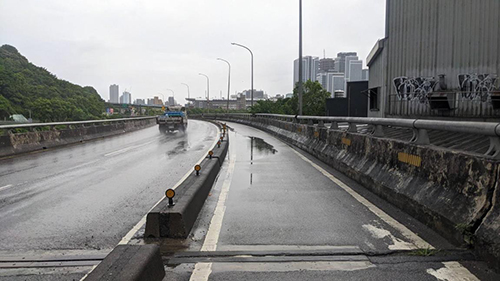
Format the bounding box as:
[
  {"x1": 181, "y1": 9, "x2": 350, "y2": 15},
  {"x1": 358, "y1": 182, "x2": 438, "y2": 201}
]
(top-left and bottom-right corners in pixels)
[
  {"x1": 293, "y1": 56, "x2": 320, "y2": 86},
  {"x1": 346, "y1": 59, "x2": 363, "y2": 82},
  {"x1": 319, "y1": 58, "x2": 336, "y2": 73},
  {"x1": 334, "y1": 52, "x2": 358, "y2": 73},
  {"x1": 168, "y1": 96, "x2": 175, "y2": 106},
  {"x1": 109, "y1": 84, "x2": 119, "y2": 103},
  {"x1": 120, "y1": 91, "x2": 131, "y2": 104}
]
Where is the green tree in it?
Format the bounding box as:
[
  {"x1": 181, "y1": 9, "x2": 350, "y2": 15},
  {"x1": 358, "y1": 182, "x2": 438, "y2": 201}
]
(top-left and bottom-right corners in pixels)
[
  {"x1": 290, "y1": 80, "x2": 330, "y2": 116},
  {"x1": 249, "y1": 80, "x2": 330, "y2": 116},
  {"x1": 0, "y1": 94, "x2": 14, "y2": 119},
  {"x1": 0, "y1": 44, "x2": 105, "y2": 122}
]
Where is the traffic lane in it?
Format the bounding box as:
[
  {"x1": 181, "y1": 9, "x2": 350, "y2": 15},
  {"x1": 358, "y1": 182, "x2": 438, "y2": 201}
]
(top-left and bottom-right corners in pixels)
[
  {"x1": 207, "y1": 260, "x2": 485, "y2": 281},
  {"x1": 0, "y1": 120, "x2": 213, "y2": 187},
  {"x1": 217, "y1": 121, "x2": 431, "y2": 252},
  {"x1": 0, "y1": 120, "x2": 217, "y2": 251}
]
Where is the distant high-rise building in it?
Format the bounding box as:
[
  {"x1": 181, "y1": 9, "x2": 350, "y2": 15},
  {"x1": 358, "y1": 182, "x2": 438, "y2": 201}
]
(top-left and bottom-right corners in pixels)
[
  {"x1": 134, "y1": 99, "x2": 146, "y2": 105},
  {"x1": 346, "y1": 59, "x2": 363, "y2": 82},
  {"x1": 293, "y1": 56, "x2": 320, "y2": 86},
  {"x1": 334, "y1": 52, "x2": 357, "y2": 73},
  {"x1": 317, "y1": 72, "x2": 345, "y2": 97},
  {"x1": 168, "y1": 96, "x2": 175, "y2": 106},
  {"x1": 241, "y1": 89, "x2": 264, "y2": 99},
  {"x1": 362, "y1": 69, "x2": 369, "y2": 80},
  {"x1": 120, "y1": 91, "x2": 132, "y2": 104},
  {"x1": 109, "y1": 84, "x2": 119, "y2": 103},
  {"x1": 319, "y1": 58, "x2": 336, "y2": 73}
]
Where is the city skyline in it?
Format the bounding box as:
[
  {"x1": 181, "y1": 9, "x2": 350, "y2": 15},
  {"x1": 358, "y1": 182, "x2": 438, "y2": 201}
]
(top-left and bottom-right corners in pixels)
[{"x1": 0, "y1": 0, "x2": 386, "y2": 103}]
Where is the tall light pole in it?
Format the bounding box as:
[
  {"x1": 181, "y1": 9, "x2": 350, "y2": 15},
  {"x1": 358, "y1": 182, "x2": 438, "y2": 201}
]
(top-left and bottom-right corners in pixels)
[
  {"x1": 231, "y1": 42, "x2": 254, "y2": 108},
  {"x1": 199, "y1": 73, "x2": 210, "y2": 110},
  {"x1": 158, "y1": 93, "x2": 165, "y2": 105},
  {"x1": 181, "y1": 83, "x2": 190, "y2": 99},
  {"x1": 298, "y1": 0, "x2": 303, "y2": 115},
  {"x1": 217, "y1": 58, "x2": 231, "y2": 112}
]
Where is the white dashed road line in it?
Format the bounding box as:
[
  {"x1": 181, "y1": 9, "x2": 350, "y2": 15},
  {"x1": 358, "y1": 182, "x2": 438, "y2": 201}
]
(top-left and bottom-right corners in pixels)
[{"x1": 189, "y1": 151, "x2": 236, "y2": 281}]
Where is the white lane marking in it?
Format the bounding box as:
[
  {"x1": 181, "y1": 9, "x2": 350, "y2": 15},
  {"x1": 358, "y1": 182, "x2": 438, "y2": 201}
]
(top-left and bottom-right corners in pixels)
[
  {"x1": 212, "y1": 261, "x2": 375, "y2": 272},
  {"x1": 189, "y1": 149, "x2": 236, "y2": 281},
  {"x1": 78, "y1": 265, "x2": 98, "y2": 281},
  {"x1": 201, "y1": 156, "x2": 235, "y2": 252},
  {"x1": 426, "y1": 262, "x2": 480, "y2": 281},
  {"x1": 290, "y1": 147, "x2": 433, "y2": 250},
  {"x1": 118, "y1": 123, "x2": 220, "y2": 245},
  {"x1": 0, "y1": 185, "x2": 13, "y2": 192},
  {"x1": 216, "y1": 245, "x2": 361, "y2": 252},
  {"x1": 104, "y1": 141, "x2": 155, "y2": 157},
  {"x1": 362, "y1": 224, "x2": 415, "y2": 250}
]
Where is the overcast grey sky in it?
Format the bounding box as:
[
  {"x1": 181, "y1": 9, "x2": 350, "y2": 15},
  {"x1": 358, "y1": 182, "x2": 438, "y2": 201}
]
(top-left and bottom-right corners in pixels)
[{"x1": 0, "y1": 0, "x2": 386, "y2": 103}]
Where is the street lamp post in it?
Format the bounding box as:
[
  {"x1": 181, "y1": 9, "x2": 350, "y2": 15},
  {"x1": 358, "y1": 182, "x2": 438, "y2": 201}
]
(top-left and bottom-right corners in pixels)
[
  {"x1": 166, "y1": 88, "x2": 174, "y2": 105},
  {"x1": 231, "y1": 42, "x2": 254, "y2": 108},
  {"x1": 298, "y1": 0, "x2": 303, "y2": 115},
  {"x1": 217, "y1": 58, "x2": 231, "y2": 112},
  {"x1": 181, "y1": 83, "x2": 190, "y2": 99},
  {"x1": 198, "y1": 73, "x2": 210, "y2": 110},
  {"x1": 158, "y1": 93, "x2": 165, "y2": 105}
]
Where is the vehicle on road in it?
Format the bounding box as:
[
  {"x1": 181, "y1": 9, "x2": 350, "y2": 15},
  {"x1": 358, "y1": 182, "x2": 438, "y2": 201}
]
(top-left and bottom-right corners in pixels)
[{"x1": 156, "y1": 106, "x2": 188, "y2": 132}]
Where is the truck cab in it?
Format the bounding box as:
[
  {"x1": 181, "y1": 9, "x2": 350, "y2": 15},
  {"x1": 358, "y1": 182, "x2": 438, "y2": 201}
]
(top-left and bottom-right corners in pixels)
[{"x1": 156, "y1": 106, "x2": 188, "y2": 132}]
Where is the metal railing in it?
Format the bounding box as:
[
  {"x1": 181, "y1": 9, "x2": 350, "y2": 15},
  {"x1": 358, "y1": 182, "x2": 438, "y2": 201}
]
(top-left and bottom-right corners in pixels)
[
  {"x1": 201, "y1": 113, "x2": 500, "y2": 159},
  {"x1": 0, "y1": 116, "x2": 156, "y2": 131}
]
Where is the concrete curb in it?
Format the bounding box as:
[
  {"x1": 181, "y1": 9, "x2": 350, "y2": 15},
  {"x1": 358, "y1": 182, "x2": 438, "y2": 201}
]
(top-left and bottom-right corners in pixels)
[
  {"x1": 212, "y1": 116, "x2": 500, "y2": 271},
  {"x1": 0, "y1": 118, "x2": 156, "y2": 158},
  {"x1": 144, "y1": 125, "x2": 229, "y2": 238},
  {"x1": 84, "y1": 245, "x2": 165, "y2": 281}
]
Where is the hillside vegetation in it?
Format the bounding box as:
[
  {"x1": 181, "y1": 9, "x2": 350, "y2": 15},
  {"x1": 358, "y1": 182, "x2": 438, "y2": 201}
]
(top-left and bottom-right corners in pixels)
[{"x1": 0, "y1": 44, "x2": 104, "y2": 122}]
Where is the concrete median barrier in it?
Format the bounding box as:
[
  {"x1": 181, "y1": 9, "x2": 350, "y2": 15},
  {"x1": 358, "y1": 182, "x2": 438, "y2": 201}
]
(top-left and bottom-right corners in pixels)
[
  {"x1": 145, "y1": 129, "x2": 229, "y2": 238},
  {"x1": 84, "y1": 245, "x2": 164, "y2": 281},
  {"x1": 209, "y1": 115, "x2": 500, "y2": 271}
]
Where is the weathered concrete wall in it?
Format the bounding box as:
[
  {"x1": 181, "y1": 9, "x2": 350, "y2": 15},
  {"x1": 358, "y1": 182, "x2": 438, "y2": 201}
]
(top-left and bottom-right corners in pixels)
[
  {"x1": 213, "y1": 115, "x2": 500, "y2": 270},
  {"x1": 0, "y1": 118, "x2": 156, "y2": 157}
]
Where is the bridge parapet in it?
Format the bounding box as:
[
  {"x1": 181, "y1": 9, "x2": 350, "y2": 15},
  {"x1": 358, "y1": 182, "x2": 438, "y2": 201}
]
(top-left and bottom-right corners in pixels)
[
  {"x1": 196, "y1": 113, "x2": 500, "y2": 271},
  {"x1": 198, "y1": 113, "x2": 500, "y2": 158},
  {"x1": 0, "y1": 117, "x2": 156, "y2": 157}
]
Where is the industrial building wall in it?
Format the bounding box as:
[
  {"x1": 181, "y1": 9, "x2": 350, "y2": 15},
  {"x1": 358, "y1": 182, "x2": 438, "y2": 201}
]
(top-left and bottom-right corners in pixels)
[{"x1": 385, "y1": 0, "x2": 500, "y2": 118}]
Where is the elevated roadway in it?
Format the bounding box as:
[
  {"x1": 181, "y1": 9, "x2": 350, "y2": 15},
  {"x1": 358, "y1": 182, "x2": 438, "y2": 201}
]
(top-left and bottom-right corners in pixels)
[
  {"x1": 0, "y1": 120, "x2": 218, "y2": 280},
  {"x1": 160, "y1": 121, "x2": 500, "y2": 281}
]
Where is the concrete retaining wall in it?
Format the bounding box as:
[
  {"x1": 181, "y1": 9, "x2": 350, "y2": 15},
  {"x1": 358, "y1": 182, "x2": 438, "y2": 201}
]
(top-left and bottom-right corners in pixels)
[
  {"x1": 213, "y1": 115, "x2": 500, "y2": 270},
  {"x1": 0, "y1": 118, "x2": 156, "y2": 157}
]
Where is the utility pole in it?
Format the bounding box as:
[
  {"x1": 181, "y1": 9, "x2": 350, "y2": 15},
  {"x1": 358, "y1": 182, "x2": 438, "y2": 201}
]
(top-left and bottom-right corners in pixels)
[{"x1": 298, "y1": 0, "x2": 303, "y2": 115}]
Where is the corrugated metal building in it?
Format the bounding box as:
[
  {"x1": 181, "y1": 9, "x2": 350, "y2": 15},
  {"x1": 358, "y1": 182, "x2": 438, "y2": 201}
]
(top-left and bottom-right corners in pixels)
[{"x1": 368, "y1": 0, "x2": 500, "y2": 120}]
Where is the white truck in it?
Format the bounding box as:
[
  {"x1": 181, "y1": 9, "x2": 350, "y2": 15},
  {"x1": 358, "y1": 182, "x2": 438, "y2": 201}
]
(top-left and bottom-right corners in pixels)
[{"x1": 156, "y1": 106, "x2": 188, "y2": 132}]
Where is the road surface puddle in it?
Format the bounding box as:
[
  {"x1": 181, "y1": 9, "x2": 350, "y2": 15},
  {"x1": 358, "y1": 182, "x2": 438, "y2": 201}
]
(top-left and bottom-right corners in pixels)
[{"x1": 248, "y1": 137, "x2": 277, "y2": 155}]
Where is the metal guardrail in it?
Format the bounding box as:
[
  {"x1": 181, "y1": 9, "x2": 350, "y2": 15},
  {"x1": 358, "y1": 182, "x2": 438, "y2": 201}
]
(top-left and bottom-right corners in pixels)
[
  {"x1": 0, "y1": 116, "x2": 156, "y2": 130},
  {"x1": 200, "y1": 113, "x2": 500, "y2": 159}
]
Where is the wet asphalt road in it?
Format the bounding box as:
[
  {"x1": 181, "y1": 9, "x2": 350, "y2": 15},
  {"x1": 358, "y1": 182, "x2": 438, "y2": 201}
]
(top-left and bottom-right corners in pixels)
[
  {"x1": 164, "y1": 121, "x2": 500, "y2": 281},
  {"x1": 0, "y1": 120, "x2": 218, "y2": 252}
]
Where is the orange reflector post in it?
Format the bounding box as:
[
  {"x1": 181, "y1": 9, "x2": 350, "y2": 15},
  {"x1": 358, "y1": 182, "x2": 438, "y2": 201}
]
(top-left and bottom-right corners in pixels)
[
  {"x1": 165, "y1": 188, "x2": 175, "y2": 207},
  {"x1": 195, "y1": 164, "x2": 201, "y2": 175},
  {"x1": 165, "y1": 189, "x2": 175, "y2": 199},
  {"x1": 208, "y1": 150, "x2": 214, "y2": 159}
]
